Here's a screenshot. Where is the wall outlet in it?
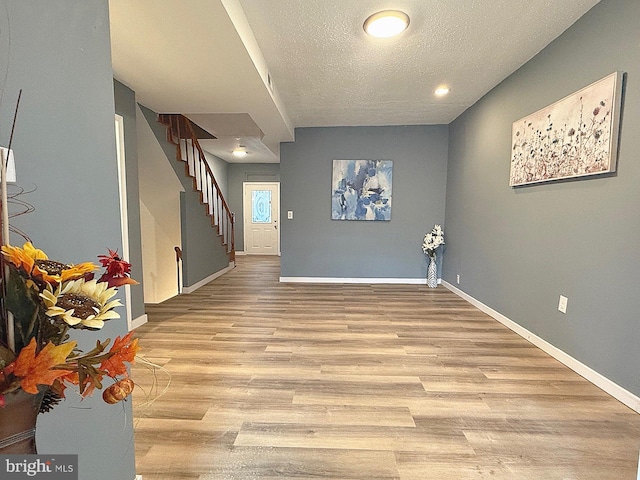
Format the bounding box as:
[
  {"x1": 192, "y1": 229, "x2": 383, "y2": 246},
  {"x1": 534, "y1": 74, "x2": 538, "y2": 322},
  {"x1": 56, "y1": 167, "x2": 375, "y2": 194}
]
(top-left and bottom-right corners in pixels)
[
  {"x1": 287, "y1": 210, "x2": 294, "y2": 219},
  {"x1": 456, "y1": 274, "x2": 460, "y2": 284},
  {"x1": 558, "y1": 295, "x2": 568, "y2": 314}
]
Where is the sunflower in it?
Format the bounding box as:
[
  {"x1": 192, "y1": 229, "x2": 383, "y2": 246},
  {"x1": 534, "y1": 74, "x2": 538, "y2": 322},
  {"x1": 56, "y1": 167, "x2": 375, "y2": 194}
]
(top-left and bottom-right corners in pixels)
[
  {"x1": 40, "y1": 278, "x2": 122, "y2": 329},
  {"x1": 1, "y1": 242, "x2": 46, "y2": 274},
  {"x1": 2, "y1": 242, "x2": 97, "y2": 285}
]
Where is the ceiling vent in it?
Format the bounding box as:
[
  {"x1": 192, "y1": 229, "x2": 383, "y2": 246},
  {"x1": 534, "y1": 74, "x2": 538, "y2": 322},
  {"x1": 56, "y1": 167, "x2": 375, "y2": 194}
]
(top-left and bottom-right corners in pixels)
[{"x1": 267, "y1": 72, "x2": 274, "y2": 92}]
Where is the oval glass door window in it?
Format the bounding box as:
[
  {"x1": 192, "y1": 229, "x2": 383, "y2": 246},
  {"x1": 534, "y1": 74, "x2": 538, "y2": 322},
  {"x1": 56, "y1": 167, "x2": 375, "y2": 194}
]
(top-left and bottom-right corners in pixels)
[{"x1": 252, "y1": 190, "x2": 272, "y2": 223}]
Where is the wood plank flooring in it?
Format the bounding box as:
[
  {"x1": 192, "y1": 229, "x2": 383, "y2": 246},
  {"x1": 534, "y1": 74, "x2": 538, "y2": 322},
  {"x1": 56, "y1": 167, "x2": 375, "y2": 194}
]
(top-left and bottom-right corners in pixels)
[{"x1": 132, "y1": 256, "x2": 640, "y2": 479}]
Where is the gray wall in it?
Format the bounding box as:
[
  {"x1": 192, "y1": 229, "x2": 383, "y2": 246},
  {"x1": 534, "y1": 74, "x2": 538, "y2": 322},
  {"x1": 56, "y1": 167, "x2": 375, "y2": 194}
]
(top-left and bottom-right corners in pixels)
[
  {"x1": 180, "y1": 189, "x2": 231, "y2": 285},
  {"x1": 228, "y1": 163, "x2": 280, "y2": 252},
  {"x1": 205, "y1": 150, "x2": 229, "y2": 200},
  {"x1": 0, "y1": 1, "x2": 135, "y2": 478},
  {"x1": 113, "y1": 80, "x2": 146, "y2": 320},
  {"x1": 280, "y1": 126, "x2": 448, "y2": 278},
  {"x1": 138, "y1": 105, "x2": 231, "y2": 287},
  {"x1": 443, "y1": 0, "x2": 640, "y2": 395}
]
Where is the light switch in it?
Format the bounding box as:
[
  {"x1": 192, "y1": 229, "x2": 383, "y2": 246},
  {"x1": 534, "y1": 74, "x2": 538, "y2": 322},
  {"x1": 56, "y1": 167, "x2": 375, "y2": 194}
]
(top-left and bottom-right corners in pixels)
[
  {"x1": 0, "y1": 147, "x2": 16, "y2": 182},
  {"x1": 558, "y1": 295, "x2": 568, "y2": 314},
  {"x1": 287, "y1": 211, "x2": 293, "y2": 219}
]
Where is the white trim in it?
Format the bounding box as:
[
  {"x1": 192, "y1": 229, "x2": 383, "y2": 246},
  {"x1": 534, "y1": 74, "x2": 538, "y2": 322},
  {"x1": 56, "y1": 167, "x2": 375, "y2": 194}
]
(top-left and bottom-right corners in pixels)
[
  {"x1": 280, "y1": 277, "x2": 441, "y2": 285},
  {"x1": 182, "y1": 262, "x2": 235, "y2": 294},
  {"x1": 441, "y1": 280, "x2": 640, "y2": 414},
  {"x1": 115, "y1": 114, "x2": 137, "y2": 332},
  {"x1": 129, "y1": 314, "x2": 148, "y2": 330},
  {"x1": 235, "y1": 250, "x2": 247, "y2": 256}
]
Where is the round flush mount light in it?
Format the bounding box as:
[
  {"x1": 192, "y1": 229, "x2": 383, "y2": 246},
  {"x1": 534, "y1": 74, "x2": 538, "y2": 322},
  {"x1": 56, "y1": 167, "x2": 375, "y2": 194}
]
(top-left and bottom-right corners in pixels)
[
  {"x1": 232, "y1": 147, "x2": 247, "y2": 158},
  {"x1": 363, "y1": 10, "x2": 410, "y2": 38},
  {"x1": 434, "y1": 86, "x2": 451, "y2": 97}
]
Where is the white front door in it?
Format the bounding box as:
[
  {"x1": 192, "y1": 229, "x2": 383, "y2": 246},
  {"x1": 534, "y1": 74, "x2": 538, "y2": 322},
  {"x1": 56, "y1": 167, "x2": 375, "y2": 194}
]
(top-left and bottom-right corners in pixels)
[{"x1": 243, "y1": 182, "x2": 280, "y2": 255}]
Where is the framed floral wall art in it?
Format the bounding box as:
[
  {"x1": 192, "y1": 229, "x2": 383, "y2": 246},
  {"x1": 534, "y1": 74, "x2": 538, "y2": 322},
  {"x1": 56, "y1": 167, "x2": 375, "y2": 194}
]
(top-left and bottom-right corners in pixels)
[
  {"x1": 331, "y1": 159, "x2": 392, "y2": 221},
  {"x1": 510, "y1": 71, "x2": 623, "y2": 186}
]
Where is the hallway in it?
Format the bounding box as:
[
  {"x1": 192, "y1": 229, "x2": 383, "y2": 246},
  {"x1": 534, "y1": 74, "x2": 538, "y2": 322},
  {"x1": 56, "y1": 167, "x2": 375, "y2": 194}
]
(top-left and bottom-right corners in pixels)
[{"x1": 132, "y1": 256, "x2": 640, "y2": 479}]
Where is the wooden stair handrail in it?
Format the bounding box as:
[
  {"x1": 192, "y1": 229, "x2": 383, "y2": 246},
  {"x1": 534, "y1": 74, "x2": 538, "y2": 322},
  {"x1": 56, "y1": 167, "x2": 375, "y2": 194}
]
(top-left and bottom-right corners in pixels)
[{"x1": 158, "y1": 114, "x2": 235, "y2": 261}]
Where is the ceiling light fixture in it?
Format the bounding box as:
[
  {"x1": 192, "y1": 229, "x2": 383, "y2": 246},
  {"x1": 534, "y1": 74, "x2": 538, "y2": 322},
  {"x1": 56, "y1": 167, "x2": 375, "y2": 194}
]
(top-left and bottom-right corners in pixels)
[
  {"x1": 363, "y1": 10, "x2": 410, "y2": 38},
  {"x1": 232, "y1": 147, "x2": 247, "y2": 158},
  {"x1": 434, "y1": 86, "x2": 450, "y2": 97}
]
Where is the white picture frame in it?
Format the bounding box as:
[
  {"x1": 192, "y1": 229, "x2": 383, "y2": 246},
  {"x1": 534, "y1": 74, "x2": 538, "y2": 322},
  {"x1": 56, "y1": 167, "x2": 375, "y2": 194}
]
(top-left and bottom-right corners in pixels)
[{"x1": 510, "y1": 72, "x2": 623, "y2": 186}]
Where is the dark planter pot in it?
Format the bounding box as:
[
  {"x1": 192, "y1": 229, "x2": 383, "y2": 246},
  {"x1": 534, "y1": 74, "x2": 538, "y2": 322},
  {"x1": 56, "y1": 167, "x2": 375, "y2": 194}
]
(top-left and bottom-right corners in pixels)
[{"x1": 0, "y1": 389, "x2": 43, "y2": 454}]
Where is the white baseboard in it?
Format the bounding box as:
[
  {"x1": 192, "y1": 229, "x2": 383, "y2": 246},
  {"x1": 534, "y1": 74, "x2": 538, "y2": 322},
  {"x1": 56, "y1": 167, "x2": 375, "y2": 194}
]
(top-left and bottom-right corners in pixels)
[
  {"x1": 135, "y1": 476, "x2": 143, "y2": 480},
  {"x1": 239, "y1": 251, "x2": 282, "y2": 256},
  {"x1": 182, "y1": 262, "x2": 235, "y2": 294},
  {"x1": 280, "y1": 277, "x2": 440, "y2": 285},
  {"x1": 130, "y1": 313, "x2": 148, "y2": 330},
  {"x1": 441, "y1": 280, "x2": 640, "y2": 413}
]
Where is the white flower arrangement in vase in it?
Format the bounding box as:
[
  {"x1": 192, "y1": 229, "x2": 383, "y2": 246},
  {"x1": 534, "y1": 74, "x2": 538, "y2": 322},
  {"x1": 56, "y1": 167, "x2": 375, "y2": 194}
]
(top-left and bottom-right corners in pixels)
[
  {"x1": 422, "y1": 225, "x2": 444, "y2": 288},
  {"x1": 422, "y1": 224, "x2": 444, "y2": 259}
]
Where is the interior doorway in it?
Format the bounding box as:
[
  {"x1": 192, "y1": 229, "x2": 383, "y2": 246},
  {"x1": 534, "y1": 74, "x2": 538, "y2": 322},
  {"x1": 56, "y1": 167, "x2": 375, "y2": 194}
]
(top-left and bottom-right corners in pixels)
[{"x1": 242, "y1": 182, "x2": 280, "y2": 255}]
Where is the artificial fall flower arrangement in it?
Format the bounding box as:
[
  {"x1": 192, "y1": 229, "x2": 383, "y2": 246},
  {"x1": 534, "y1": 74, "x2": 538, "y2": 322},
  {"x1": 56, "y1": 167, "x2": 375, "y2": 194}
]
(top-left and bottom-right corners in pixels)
[
  {"x1": 422, "y1": 224, "x2": 445, "y2": 259},
  {"x1": 0, "y1": 242, "x2": 140, "y2": 411}
]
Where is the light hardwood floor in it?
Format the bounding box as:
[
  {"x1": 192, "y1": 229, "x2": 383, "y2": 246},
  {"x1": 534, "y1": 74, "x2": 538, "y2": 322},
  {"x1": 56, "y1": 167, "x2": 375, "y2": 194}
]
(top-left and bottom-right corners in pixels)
[{"x1": 132, "y1": 256, "x2": 640, "y2": 479}]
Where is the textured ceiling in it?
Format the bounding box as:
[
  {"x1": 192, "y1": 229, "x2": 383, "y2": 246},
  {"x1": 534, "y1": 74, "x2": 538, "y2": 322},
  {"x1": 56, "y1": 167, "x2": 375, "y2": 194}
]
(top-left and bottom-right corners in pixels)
[
  {"x1": 239, "y1": 0, "x2": 601, "y2": 127},
  {"x1": 109, "y1": 0, "x2": 601, "y2": 162}
]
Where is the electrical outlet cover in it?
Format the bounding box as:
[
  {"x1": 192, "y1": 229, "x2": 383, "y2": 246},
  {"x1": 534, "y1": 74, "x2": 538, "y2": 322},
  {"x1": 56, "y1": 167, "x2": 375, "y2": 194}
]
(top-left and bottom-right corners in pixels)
[
  {"x1": 0, "y1": 147, "x2": 16, "y2": 182},
  {"x1": 558, "y1": 295, "x2": 568, "y2": 313}
]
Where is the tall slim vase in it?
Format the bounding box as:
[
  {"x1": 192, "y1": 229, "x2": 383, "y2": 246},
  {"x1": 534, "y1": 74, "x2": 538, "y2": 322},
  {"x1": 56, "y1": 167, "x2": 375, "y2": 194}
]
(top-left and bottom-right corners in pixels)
[
  {"x1": 0, "y1": 389, "x2": 43, "y2": 454},
  {"x1": 427, "y1": 254, "x2": 438, "y2": 288}
]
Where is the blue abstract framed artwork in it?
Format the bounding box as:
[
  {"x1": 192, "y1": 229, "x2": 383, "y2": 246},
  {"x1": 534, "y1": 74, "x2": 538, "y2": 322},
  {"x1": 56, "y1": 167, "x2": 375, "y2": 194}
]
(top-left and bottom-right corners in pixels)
[{"x1": 331, "y1": 159, "x2": 393, "y2": 221}]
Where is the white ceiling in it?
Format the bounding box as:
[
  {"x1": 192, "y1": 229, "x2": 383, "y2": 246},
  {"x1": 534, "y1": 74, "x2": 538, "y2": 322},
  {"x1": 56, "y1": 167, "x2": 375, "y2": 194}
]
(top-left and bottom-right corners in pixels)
[{"x1": 109, "y1": 0, "x2": 601, "y2": 163}]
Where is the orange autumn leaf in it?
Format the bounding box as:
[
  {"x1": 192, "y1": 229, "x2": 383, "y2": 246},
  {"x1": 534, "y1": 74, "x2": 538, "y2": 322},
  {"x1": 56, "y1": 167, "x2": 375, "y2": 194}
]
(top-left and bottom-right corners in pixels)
[
  {"x1": 100, "y1": 332, "x2": 139, "y2": 377},
  {"x1": 51, "y1": 371, "x2": 80, "y2": 398},
  {"x1": 75, "y1": 371, "x2": 103, "y2": 399},
  {"x1": 13, "y1": 338, "x2": 77, "y2": 394}
]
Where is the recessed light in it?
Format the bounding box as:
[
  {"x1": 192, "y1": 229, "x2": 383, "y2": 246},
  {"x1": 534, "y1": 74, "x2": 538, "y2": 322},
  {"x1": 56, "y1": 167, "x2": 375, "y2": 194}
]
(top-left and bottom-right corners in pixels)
[
  {"x1": 364, "y1": 10, "x2": 410, "y2": 38},
  {"x1": 434, "y1": 86, "x2": 450, "y2": 97}
]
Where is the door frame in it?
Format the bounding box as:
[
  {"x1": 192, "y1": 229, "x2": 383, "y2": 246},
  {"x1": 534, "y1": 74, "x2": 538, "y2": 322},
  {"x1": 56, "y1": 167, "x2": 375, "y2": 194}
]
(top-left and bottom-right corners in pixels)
[
  {"x1": 115, "y1": 114, "x2": 148, "y2": 330},
  {"x1": 242, "y1": 181, "x2": 281, "y2": 255}
]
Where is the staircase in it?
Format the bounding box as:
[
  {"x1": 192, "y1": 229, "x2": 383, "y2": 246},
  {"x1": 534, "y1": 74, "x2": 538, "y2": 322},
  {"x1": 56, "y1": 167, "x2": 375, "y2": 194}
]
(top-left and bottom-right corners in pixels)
[{"x1": 158, "y1": 114, "x2": 235, "y2": 261}]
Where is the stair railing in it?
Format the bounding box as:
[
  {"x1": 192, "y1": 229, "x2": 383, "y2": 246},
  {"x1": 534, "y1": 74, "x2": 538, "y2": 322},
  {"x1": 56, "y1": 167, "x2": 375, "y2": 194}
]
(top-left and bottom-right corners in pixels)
[{"x1": 158, "y1": 114, "x2": 235, "y2": 261}]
